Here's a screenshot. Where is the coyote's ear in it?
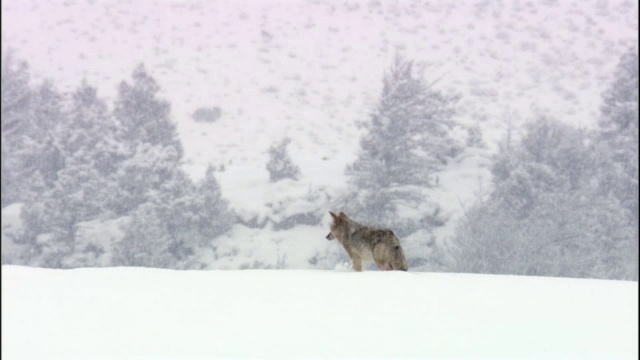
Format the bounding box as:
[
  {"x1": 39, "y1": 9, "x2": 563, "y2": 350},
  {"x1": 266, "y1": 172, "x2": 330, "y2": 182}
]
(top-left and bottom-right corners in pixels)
[
  {"x1": 339, "y1": 212, "x2": 348, "y2": 218},
  {"x1": 329, "y1": 211, "x2": 338, "y2": 220}
]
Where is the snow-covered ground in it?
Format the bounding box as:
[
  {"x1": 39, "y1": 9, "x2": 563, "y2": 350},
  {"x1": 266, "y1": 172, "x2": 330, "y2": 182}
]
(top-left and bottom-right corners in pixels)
[{"x1": 2, "y1": 265, "x2": 637, "y2": 359}]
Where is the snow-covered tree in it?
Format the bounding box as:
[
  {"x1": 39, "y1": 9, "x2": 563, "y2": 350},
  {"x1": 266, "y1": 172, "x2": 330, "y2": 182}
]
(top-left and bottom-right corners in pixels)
[
  {"x1": 112, "y1": 142, "x2": 182, "y2": 215},
  {"x1": 453, "y1": 116, "x2": 638, "y2": 280},
  {"x1": 596, "y1": 48, "x2": 639, "y2": 219},
  {"x1": 1, "y1": 53, "x2": 65, "y2": 206},
  {"x1": 4, "y1": 62, "x2": 231, "y2": 269},
  {"x1": 114, "y1": 64, "x2": 183, "y2": 158},
  {"x1": 111, "y1": 65, "x2": 185, "y2": 215},
  {"x1": 345, "y1": 54, "x2": 460, "y2": 236},
  {"x1": 266, "y1": 137, "x2": 301, "y2": 182},
  {"x1": 114, "y1": 165, "x2": 233, "y2": 269},
  {"x1": 594, "y1": 47, "x2": 639, "y2": 279},
  {"x1": 112, "y1": 203, "x2": 175, "y2": 268},
  {"x1": 491, "y1": 118, "x2": 595, "y2": 218},
  {"x1": 16, "y1": 156, "x2": 114, "y2": 268},
  {"x1": 599, "y1": 48, "x2": 639, "y2": 134},
  {"x1": 466, "y1": 122, "x2": 485, "y2": 148},
  {"x1": 15, "y1": 81, "x2": 119, "y2": 267},
  {"x1": 196, "y1": 164, "x2": 234, "y2": 240},
  {"x1": 1, "y1": 51, "x2": 32, "y2": 206},
  {"x1": 153, "y1": 165, "x2": 234, "y2": 266},
  {"x1": 60, "y1": 81, "x2": 125, "y2": 175}
]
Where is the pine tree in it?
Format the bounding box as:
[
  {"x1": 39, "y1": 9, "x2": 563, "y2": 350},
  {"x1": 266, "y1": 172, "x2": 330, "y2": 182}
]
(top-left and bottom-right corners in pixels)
[
  {"x1": 57, "y1": 82, "x2": 127, "y2": 217},
  {"x1": 1, "y1": 51, "x2": 31, "y2": 140},
  {"x1": 599, "y1": 48, "x2": 639, "y2": 133},
  {"x1": 350, "y1": 54, "x2": 460, "y2": 190},
  {"x1": 596, "y1": 48, "x2": 639, "y2": 219},
  {"x1": 61, "y1": 81, "x2": 125, "y2": 175},
  {"x1": 114, "y1": 64, "x2": 183, "y2": 158},
  {"x1": 197, "y1": 164, "x2": 234, "y2": 239},
  {"x1": 17, "y1": 164, "x2": 89, "y2": 268},
  {"x1": 110, "y1": 64, "x2": 185, "y2": 215},
  {"x1": 154, "y1": 165, "x2": 233, "y2": 265},
  {"x1": 15, "y1": 81, "x2": 122, "y2": 267},
  {"x1": 453, "y1": 116, "x2": 638, "y2": 280},
  {"x1": 595, "y1": 47, "x2": 639, "y2": 279},
  {"x1": 491, "y1": 118, "x2": 594, "y2": 218},
  {"x1": 112, "y1": 203, "x2": 175, "y2": 268},
  {"x1": 149, "y1": 169, "x2": 201, "y2": 264},
  {"x1": 1, "y1": 54, "x2": 66, "y2": 205},
  {"x1": 113, "y1": 142, "x2": 182, "y2": 215},
  {"x1": 114, "y1": 166, "x2": 233, "y2": 269},
  {"x1": 345, "y1": 54, "x2": 460, "y2": 235},
  {"x1": 266, "y1": 138, "x2": 301, "y2": 182}
]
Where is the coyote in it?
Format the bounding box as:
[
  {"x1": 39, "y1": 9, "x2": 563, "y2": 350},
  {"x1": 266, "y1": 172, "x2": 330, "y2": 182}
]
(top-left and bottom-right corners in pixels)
[{"x1": 326, "y1": 211, "x2": 408, "y2": 271}]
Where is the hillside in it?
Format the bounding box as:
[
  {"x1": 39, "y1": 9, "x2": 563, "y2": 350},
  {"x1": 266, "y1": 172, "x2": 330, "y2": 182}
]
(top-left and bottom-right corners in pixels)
[
  {"x1": 1, "y1": 0, "x2": 638, "y2": 270},
  {"x1": 3, "y1": 0, "x2": 637, "y2": 181}
]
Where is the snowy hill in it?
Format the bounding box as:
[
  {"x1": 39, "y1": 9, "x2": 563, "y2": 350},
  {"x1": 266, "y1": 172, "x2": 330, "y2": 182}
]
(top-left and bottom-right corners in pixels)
[
  {"x1": 3, "y1": 0, "x2": 637, "y2": 183},
  {"x1": 1, "y1": 0, "x2": 638, "y2": 270},
  {"x1": 2, "y1": 265, "x2": 638, "y2": 359}
]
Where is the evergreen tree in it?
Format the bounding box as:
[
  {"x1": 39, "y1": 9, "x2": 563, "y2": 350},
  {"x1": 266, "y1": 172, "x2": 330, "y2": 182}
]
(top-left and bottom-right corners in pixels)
[
  {"x1": 113, "y1": 142, "x2": 182, "y2": 215},
  {"x1": 58, "y1": 82, "x2": 126, "y2": 216},
  {"x1": 17, "y1": 165, "x2": 89, "y2": 268},
  {"x1": 4, "y1": 63, "x2": 209, "y2": 269},
  {"x1": 111, "y1": 64, "x2": 184, "y2": 215},
  {"x1": 595, "y1": 47, "x2": 639, "y2": 278},
  {"x1": 196, "y1": 164, "x2": 234, "y2": 240},
  {"x1": 114, "y1": 64, "x2": 183, "y2": 158},
  {"x1": 466, "y1": 122, "x2": 485, "y2": 148},
  {"x1": 61, "y1": 81, "x2": 125, "y2": 175},
  {"x1": 599, "y1": 48, "x2": 639, "y2": 133},
  {"x1": 491, "y1": 118, "x2": 595, "y2": 218},
  {"x1": 596, "y1": 48, "x2": 639, "y2": 220},
  {"x1": 153, "y1": 165, "x2": 233, "y2": 267},
  {"x1": 112, "y1": 203, "x2": 175, "y2": 268},
  {"x1": 1, "y1": 54, "x2": 65, "y2": 205},
  {"x1": 351, "y1": 55, "x2": 459, "y2": 189},
  {"x1": 345, "y1": 54, "x2": 460, "y2": 235},
  {"x1": 1, "y1": 51, "x2": 31, "y2": 143},
  {"x1": 453, "y1": 117, "x2": 638, "y2": 280},
  {"x1": 1, "y1": 51, "x2": 32, "y2": 206},
  {"x1": 114, "y1": 166, "x2": 233, "y2": 269},
  {"x1": 266, "y1": 137, "x2": 301, "y2": 182},
  {"x1": 16, "y1": 81, "x2": 121, "y2": 267}
]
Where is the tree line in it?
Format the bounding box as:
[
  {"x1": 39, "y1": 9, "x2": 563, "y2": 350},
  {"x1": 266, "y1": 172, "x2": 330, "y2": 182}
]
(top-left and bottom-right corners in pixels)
[
  {"x1": 1, "y1": 48, "x2": 637, "y2": 279},
  {"x1": 2, "y1": 57, "x2": 233, "y2": 268}
]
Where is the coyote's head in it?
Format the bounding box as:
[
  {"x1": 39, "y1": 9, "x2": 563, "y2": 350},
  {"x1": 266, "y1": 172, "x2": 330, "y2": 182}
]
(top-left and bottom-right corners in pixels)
[{"x1": 326, "y1": 211, "x2": 349, "y2": 242}]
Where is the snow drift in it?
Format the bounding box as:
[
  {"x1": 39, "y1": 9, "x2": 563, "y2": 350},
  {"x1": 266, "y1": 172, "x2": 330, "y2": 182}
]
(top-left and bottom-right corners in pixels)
[{"x1": 2, "y1": 265, "x2": 637, "y2": 359}]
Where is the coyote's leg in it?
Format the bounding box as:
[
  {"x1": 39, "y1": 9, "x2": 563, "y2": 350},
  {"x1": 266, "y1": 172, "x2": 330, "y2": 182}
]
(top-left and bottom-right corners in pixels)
[
  {"x1": 373, "y1": 243, "x2": 392, "y2": 270},
  {"x1": 351, "y1": 255, "x2": 363, "y2": 272},
  {"x1": 343, "y1": 244, "x2": 363, "y2": 272}
]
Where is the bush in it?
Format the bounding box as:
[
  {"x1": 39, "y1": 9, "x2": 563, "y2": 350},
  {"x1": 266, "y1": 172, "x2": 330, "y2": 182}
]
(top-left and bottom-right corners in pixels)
[{"x1": 192, "y1": 107, "x2": 222, "y2": 123}]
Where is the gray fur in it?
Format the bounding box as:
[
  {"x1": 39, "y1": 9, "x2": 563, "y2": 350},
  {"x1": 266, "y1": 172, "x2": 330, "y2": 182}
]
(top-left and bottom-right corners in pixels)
[{"x1": 327, "y1": 211, "x2": 408, "y2": 271}]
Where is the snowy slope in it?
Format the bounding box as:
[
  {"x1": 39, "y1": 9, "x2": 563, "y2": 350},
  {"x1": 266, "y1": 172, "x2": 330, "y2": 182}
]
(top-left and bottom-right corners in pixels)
[
  {"x1": 2, "y1": 0, "x2": 637, "y2": 182},
  {"x1": 1, "y1": 0, "x2": 638, "y2": 268},
  {"x1": 2, "y1": 265, "x2": 638, "y2": 359}
]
